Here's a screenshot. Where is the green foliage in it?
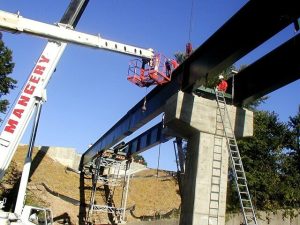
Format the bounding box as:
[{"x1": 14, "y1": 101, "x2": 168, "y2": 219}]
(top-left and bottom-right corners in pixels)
[
  {"x1": 243, "y1": 96, "x2": 269, "y2": 111},
  {"x1": 174, "y1": 52, "x2": 188, "y2": 64},
  {"x1": 280, "y1": 107, "x2": 300, "y2": 211},
  {"x1": 0, "y1": 161, "x2": 21, "y2": 196},
  {"x1": 133, "y1": 154, "x2": 147, "y2": 166},
  {"x1": 0, "y1": 39, "x2": 16, "y2": 118},
  {"x1": 227, "y1": 110, "x2": 300, "y2": 217},
  {"x1": 207, "y1": 65, "x2": 237, "y2": 89},
  {"x1": 25, "y1": 190, "x2": 49, "y2": 208},
  {"x1": 288, "y1": 106, "x2": 300, "y2": 154}
]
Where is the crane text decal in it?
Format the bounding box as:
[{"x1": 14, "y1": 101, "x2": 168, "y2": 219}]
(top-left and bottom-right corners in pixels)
[{"x1": 4, "y1": 55, "x2": 50, "y2": 134}]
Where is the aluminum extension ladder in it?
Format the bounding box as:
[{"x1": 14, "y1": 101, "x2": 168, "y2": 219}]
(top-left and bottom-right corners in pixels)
[
  {"x1": 215, "y1": 90, "x2": 258, "y2": 225},
  {"x1": 208, "y1": 113, "x2": 225, "y2": 225}
]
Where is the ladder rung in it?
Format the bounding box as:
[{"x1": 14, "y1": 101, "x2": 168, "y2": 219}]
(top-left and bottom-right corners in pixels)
[
  {"x1": 213, "y1": 160, "x2": 222, "y2": 163},
  {"x1": 213, "y1": 152, "x2": 222, "y2": 155},
  {"x1": 213, "y1": 166, "x2": 221, "y2": 170},
  {"x1": 214, "y1": 143, "x2": 222, "y2": 147},
  {"x1": 212, "y1": 175, "x2": 221, "y2": 178}
]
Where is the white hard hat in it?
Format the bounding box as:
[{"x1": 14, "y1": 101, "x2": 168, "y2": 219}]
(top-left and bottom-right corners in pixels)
[{"x1": 218, "y1": 75, "x2": 224, "y2": 79}]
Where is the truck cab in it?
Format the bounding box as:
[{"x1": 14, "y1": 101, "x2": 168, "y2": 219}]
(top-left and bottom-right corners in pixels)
[
  {"x1": 20, "y1": 206, "x2": 53, "y2": 225},
  {"x1": 0, "y1": 205, "x2": 53, "y2": 225}
]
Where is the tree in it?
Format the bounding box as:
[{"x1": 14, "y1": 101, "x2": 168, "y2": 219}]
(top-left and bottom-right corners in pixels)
[
  {"x1": 174, "y1": 52, "x2": 188, "y2": 64},
  {"x1": 0, "y1": 37, "x2": 17, "y2": 121},
  {"x1": 288, "y1": 106, "x2": 300, "y2": 156},
  {"x1": 278, "y1": 106, "x2": 300, "y2": 215},
  {"x1": 132, "y1": 154, "x2": 147, "y2": 166},
  {"x1": 227, "y1": 109, "x2": 300, "y2": 217}
]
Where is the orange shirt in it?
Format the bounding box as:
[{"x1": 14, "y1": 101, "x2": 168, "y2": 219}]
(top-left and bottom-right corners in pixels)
[
  {"x1": 171, "y1": 60, "x2": 179, "y2": 69},
  {"x1": 217, "y1": 80, "x2": 228, "y2": 92}
]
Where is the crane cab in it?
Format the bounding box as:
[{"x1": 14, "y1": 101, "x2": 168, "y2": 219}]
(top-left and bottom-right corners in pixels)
[{"x1": 127, "y1": 54, "x2": 176, "y2": 87}]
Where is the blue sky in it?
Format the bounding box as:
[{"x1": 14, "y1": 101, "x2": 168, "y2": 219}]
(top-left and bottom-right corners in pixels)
[{"x1": 0, "y1": 0, "x2": 299, "y2": 171}]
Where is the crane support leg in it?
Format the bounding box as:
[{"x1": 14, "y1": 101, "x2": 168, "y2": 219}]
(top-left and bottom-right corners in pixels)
[{"x1": 14, "y1": 99, "x2": 43, "y2": 216}]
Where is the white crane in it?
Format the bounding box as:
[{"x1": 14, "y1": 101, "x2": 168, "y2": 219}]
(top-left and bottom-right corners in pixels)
[{"x1": 0, "y1": 3, "x2": 155, "y2": 224}]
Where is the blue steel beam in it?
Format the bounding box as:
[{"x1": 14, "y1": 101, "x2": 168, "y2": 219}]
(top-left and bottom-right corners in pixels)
[
  {"x1": 82, "y1": 83, "x2": 178, "y2": 165},
  {"x1": 126, "y1": 122, "x2": 171, "y2": 156},
  {"x1": 229, "y1": 33, "x2": 300, "y2": 105},
  {"x1": 82, "y1": 0, "x2": 300, "y2": 165},
  {"x1": 178, "y1": 0, "x2": 300, "y2": 92}
]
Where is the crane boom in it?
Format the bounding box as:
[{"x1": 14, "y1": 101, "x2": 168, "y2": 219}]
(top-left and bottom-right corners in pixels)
[
  {"x1": 0, "y1": 10, "x2": 154, "y2": 59},
  {"x1": 0, "y1": 41, "x2": 67, "y2": 180}
]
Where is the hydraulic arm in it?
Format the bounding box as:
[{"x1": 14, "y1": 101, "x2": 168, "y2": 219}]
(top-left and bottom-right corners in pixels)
[{"x1": 0, "y1": 10, "x2": 154, "y2": 59}]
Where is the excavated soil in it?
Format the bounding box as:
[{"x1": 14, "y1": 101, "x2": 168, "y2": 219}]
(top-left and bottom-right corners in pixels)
[{"x1": 0, "y1": 145, "x2": 181, "y2": 224}]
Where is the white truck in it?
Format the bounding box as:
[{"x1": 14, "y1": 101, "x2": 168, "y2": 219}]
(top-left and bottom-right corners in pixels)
[{"x1": 0, "y1": 201, "x2": 53, "y2": 225}]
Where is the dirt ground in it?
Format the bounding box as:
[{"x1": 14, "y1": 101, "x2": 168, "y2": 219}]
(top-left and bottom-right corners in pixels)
[{"x1": 1, "y1": 145, "x2": 181, "y2": 224}]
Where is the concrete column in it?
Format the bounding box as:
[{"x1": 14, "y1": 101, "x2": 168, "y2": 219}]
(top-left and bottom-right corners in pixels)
[
  {"x1": 179, "y1": 130, "x2": 229, "y2": 225},
  {"x1": 164, "y1": 91, "x2": 253, "y2": 225}
]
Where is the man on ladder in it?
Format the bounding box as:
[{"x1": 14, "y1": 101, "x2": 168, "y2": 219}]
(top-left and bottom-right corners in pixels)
[{"x1": 216, "y1": 75, "x2": 228, "y2": 92}]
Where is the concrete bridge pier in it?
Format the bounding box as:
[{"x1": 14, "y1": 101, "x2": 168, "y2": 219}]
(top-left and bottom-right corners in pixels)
[{"x1": 164, "y1": 91, "x2": 253, "y2": 225}]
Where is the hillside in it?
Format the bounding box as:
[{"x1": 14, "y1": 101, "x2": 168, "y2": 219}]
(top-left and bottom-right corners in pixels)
[{"x1": 0, "y1": 145, "x2": 181, "y2": 224}]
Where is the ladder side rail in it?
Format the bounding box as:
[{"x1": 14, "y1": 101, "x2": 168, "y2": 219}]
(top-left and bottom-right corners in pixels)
[
  {"x1": 218, "y1": 93, "x2": 248, "y2": 179},
  {"x1": 218, "y1": 92, "x2": 254, "y2": 201},
  {"x1": 0, "y1": 10, "x2": 154, "y2": 59},
  {"x1": 209, "y1": 134, "x2": 224, "y2": 225},
  {"x1": 216, "y1": 92, "x2": 249, "y2": 223},
  {"x1": 216, "y1": 92, "x2": 248, "y2": 177},
  {"x1": 0, "y1": 41, "x2": 67, "y2": 180},
  {"x1": 216, "y1": 91, "x2": 258, "y2": 225},
  {"x1": 216, "y1": 91, "x2": 248, "y2": 221}
]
